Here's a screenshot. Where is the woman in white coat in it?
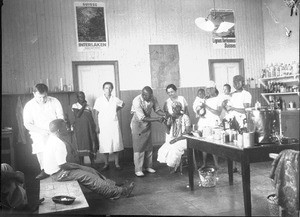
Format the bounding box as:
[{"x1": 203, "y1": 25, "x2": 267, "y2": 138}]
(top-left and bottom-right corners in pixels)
[{"x1": 94, "y1": 82, "x2": 125, "y2": 171}]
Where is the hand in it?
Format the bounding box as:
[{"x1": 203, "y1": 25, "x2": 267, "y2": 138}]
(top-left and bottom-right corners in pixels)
[
  {"x1": 158, "y1": 117, "x2": 165, "y2": 123},
  {"x1": 226, "y1": 105, "x2": 233, "y2": 111},
  {"x1": 170, "y1": 138, "x2": 177, "y2": 144}
]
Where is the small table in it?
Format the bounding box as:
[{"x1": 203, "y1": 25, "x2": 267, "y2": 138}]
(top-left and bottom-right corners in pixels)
[
  {"x1": 1, "y1": 130, "x2": 14, "y2": 168},
  {"x1": 184, "y1": 135, "x2": 299, "y2": 216},
  {"x1": 39, "y1": 176, "x2": 89, "y2": 214}
]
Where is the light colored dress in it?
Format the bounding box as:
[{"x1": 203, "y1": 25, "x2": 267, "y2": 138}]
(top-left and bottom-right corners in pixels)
[
  {"x1": 227, "y1": 90, "x2": 252, "y2": 127},
  {"x1": 157, "y1": 114, "x2": 191, "y2": 168},
  {"x1": 164, "y1": 96, "x2": 188, "y2": 115},
  {"x1": 197, "y1": 96, "x2": 221, "y2": 131},
  {"x1": 94, "y1": 95, "x2": 124, "y2": 153}
]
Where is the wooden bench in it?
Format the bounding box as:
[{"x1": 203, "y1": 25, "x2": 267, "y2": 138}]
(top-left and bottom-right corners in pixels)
[{"x1": 38, "y1": 176, "x2": 89, "y2": 214}]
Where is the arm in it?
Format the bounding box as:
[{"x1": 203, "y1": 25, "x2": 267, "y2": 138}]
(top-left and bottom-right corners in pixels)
[
  {"x1": 1, "y1": 171, "x2": 24, "y2": 184},
  {"x1": 54, "y1": 98, "x2": 64, "y2": 120},
  {"x1": 205, "y1": 103, "x2": 221, "y2": 116},
  {"x1": 117, "y1": 102, "x2": 125, "y2": 112}
]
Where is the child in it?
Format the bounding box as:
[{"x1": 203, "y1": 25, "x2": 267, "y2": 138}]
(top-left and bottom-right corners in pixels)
[{"x1": 192, "y1": 88, "x2": 206, "y2": 121}]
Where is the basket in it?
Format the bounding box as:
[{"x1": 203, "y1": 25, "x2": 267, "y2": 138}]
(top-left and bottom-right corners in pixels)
[
  {"x1": 198, "y1": 167, "x2": 217, "y2": 188},
  {"x1": 267, "y1": 194, "x2": 279, "y2": 216}
]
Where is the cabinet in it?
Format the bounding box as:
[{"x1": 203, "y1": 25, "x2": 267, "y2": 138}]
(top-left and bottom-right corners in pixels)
[{"x1": 258, "y1": 75, "x2": 299, "y2": 106}]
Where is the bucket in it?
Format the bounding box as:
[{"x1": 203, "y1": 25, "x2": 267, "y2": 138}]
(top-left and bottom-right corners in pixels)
[
  {"x1": 198, "y1": 167, "x2": 217, "y2": 188},
  {"x1": 267, "y1": 194, "x2": 279, "y2": 216}
]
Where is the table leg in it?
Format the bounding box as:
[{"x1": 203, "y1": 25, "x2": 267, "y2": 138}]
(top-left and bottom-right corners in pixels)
[
  {"x1": 227, "y1": 159, "x2": 233, "y2": 185},
  {"x1": 187, "y1": 147, "x2": 194, "y2": 191},
  {"x1": 241, "y1": 161, "x2": 251, "y2": 216}
]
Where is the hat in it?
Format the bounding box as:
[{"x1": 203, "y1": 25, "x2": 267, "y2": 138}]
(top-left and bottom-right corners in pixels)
[{"x1": 207, "y1": 80, "x2": 216, "y2": 88}]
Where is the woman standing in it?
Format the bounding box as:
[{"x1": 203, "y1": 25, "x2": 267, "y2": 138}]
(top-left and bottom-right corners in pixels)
[
  {"x1": 163, "y1": 84, "x2": 189, "y2": 117},
  {"x1": 72, "y1": 91, "x2": 99, "y2": 167},
  {"x1": 198, "y1": 81, "x2": 222, "y2": 169},
  {"x1": 94, "y1": 82, "x2": 125, "y2": 171}
]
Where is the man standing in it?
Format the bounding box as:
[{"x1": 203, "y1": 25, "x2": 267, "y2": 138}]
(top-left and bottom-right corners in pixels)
[
  {"x1": 227, "y1": 75, "x2": 252, "y2": 128},
  {"x1": 130, "y1": 86, "x2": 166, "y2": 177},
  {"x1": 23, "y1": 83, "x2": 64, "y2": 180}
]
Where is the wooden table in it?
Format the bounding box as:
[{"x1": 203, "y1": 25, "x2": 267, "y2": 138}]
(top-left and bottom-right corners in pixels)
[
  {"x1": 184, "y1": 135, "x2": 299, "y2": 216},
  {"x1": 39, "y1": 176, "x2": 89, "y2": 214}
]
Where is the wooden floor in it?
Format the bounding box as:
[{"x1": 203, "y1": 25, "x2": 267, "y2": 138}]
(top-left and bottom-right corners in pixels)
[{"x1": 38, "y1": 176, "x2": 89, "y2": 214}]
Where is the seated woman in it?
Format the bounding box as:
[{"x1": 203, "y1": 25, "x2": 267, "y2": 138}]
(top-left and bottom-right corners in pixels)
[{"x1": 157, "y1": 101, "x2": 191, "y2": 173}]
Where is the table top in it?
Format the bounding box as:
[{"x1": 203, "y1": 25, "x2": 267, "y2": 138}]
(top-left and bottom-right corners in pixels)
[
  {"x1": 39, "y1": 176, "x2": 89, "y2": 214},
  {"x1": 184, "y1": 134, "x2": 299, "y2": 163}
]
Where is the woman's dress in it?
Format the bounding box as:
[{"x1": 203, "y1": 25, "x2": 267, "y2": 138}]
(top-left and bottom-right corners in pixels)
[
  {"x1": 72, "y1": 103, "x2": 98, "y2": 157},
  {"x1": 94, "y1": 95, "x2": 124, "y2": 153},
  {"x1": 157, "y1": 114, "x2": 190, "y2": 168}
]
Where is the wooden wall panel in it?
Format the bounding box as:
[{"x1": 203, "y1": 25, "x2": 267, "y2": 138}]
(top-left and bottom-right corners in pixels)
[{"x1": 2, "y1": 0, "x2": 269, "y2": 93}]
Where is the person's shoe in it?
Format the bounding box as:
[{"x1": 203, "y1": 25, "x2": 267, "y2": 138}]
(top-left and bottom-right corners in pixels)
[
  {"x1": 115, "y1": 165, "x2": 122, "y2": 171},
  {"x1": 121, "y1": 182, "x2": 135, "y2": 198},
  {"x1": 135, "y1": 171, "x2": 144, "y2": 177},
  {"x1": 101, "y1": 164, "x2": 109, "y2": 171},
  {"x1": 145, "y1": 168, "x2": 156, "y2": 173},
  {"x1": 35, "y1": 170, "x2": 50, "y2": 180}
]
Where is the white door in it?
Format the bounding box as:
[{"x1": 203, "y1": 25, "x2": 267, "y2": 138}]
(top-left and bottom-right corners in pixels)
[
  {"x1": 77, "y1": 64, "x2": 116, "y2": 107},
  {"x1": 212, "y1": 62, "x2": 240, "y2": 92},
  {"x1": 76, "y1": 64, "x2": 116, "y2": 164}
]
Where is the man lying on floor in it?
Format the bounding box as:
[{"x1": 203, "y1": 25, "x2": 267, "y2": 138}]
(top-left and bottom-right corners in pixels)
[{"x1": 43, "y1": 119, "x2": 134, "y2": 200}]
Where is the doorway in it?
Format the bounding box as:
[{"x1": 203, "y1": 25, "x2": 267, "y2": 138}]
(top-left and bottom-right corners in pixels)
[
  {"x1": 72, "y1": 61, "x2": 121, "y2": 164},
  {"x1": 208, "y1": 59, "x2": 244, "y2": 92}
]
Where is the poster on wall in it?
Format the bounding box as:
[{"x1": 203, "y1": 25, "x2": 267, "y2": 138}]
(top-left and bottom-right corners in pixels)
[
  {"x1": 74, "y1": 2, "x2": 108, "y2": 52},
  {"x1": 211, "y1": 9, "x2": 236, "y2": 49},
  {"x1": 149, "y1": 45, "x2": 180, "y2": 89}
]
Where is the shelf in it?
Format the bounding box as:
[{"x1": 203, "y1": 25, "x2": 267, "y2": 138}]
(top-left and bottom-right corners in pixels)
[
  {"x1": 259, "y1": 74, "x2": 299, "y2": 88},
  {"x1": 261, "y1": 92, "x2": 299, "y2": 105},
  {"x1": 261, "y1": 92, "x2": 299, "y2": 96}
]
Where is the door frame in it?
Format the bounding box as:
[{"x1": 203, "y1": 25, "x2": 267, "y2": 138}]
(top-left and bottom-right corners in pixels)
[
  {"x1": 72, "y1": 60, "x2": 121, "y2": 97},
  {"x1": 208, "y1": 58, "x2": 245, "y2": 81}
]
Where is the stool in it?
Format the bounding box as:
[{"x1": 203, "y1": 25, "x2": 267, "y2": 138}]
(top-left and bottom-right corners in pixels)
[
  {"x1": 1, "y1": 130, "x2": 15, "y2": 168},
  {"x1": 179, "y1": 149, "x2": 197, "y2": 175}
]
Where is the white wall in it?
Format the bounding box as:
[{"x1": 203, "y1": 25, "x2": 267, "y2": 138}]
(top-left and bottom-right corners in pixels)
[{"x1": 2, "y1": 0, "x2": 266, "y2": 93}]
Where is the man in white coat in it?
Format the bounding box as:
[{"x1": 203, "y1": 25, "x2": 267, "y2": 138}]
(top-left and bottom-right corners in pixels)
[{"x1": 23, "y1": 83, "x2": 64, "y2": 180}]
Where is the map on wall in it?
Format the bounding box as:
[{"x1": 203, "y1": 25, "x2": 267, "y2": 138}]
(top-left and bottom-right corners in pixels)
[
  {"x1": 149, "y1": 45, "x2": 180, "y2": 89},
  {"x1": 74, "y1": 2, "x2": 108, "y2": 52}
]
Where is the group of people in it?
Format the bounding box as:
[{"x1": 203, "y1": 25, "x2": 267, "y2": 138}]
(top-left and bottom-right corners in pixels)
[{"x1": 15, "y1": 75, "x2": 251, "y2": 206}]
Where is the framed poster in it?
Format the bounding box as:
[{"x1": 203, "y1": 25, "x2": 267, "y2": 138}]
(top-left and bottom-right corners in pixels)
[
  {"x1": 211, "y1": 9, "x2": 236, "y2": 49},
  {"x1": 74, "y1": 2, "x2": 108, "y2": 52}
]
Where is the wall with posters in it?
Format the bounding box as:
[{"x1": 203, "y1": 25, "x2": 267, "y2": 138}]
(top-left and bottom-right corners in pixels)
[
  {"x1": 2, "y1": 0, "x2": 267, "y2": 93},
  {"x1": 262, "y1": 0, "x2": 299, "y2": 64}
]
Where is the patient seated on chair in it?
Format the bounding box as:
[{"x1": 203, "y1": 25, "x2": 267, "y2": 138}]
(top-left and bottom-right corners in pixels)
[{"x1": 157, "y1": 101, "x2": 191, "y2": 173}]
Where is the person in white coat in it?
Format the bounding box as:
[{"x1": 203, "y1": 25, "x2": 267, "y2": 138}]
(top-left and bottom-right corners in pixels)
[
  {"x1": 23, "y1": 83, "x2": 64, "y2": 180},
  {"x1": 94, "y1": 82, "x2": 125, "y2": 171}
]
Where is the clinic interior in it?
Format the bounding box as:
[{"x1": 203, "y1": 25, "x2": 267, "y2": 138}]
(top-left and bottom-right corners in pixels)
[{"x1": 1, "y1": 0, "x2": 299, "y2": 216}]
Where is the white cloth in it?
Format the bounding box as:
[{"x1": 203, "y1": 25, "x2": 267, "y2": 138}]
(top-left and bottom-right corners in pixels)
[
  {"x1": 193, "y1": 96, "x2": 205, "y2": 118},
  {"x1": 43, "y1": 134, "x2": 67, "y2": 175},
  {"x1": 218, "y1": 94, "x2": 232, "y2": 121},
  {"x1": 94, "y1": 95, "x2": 124, "y2": 153},
  {"x1": 23, "y1": 96, "x2": 64, "y2": 154},
  {"x1": 197, "y1": 96, "x2": 221, "y2": 130},
  {"x1": 72, "y1": 102, "x2": 93, "y2": 111},
  {"x1": 227, "y1": 90, "x2": 252, "y2": 127},
  {"x1": 157, "y1": 114, "x2": 190, "y2": 168},
  {"x1": 164, "y1": 96, "x2": 188, "y2": 115}
]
